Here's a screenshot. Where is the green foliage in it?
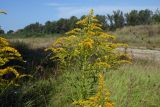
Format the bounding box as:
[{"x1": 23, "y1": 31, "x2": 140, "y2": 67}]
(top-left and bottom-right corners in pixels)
[
  {"x1": 0, "y1": 78, "x2": 54, "y2": 107},
  {"x1": 106, "y1": 59, "x2": 160, "y2": 107},
  {"x1": 152, "y1": 9, "x2": 160, "y2": 24},
  {"x1": 0, "y1": 28, "x2": 5, "y2": 35},
  {"x1": 7, "y1": 30, "x2": 14, "y2": 34},
  {"x1": 73, "y1": 73, "x2": 114, "y2": 107},
  {"x1": 125, "y1": 9, "x2": 153, "y2": 26},
  {"x1": 4, "y1": 9, "x2": 159, "y2": 37},
  {"x1": 48, "y1": 58, "x2": 160, "y2": 107}
]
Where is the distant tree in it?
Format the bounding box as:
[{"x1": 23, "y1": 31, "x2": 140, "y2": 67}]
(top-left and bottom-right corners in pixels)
[
  {"x1": 0, "y1": 28, "x2": 5, "y2": 34},
  {"x1": 44, "y1": 21, "x2": 57, "y2": 34},
  {"x1": 113, "y1": 10, "x2": 125, "y2": 28},
  {"x1": 152, "y1": 9, "x2": 160, "y2": 23},
  {"x1": 68, "y1": 16, "x2": 79, "y2": 30},
  {"x1": 107, "y1": 14, "x2": 115, "y2": 30},
  {"x1": 25, "y1": 22, "x2": 44, "y2": 33},
  {"x1": 56, "y1": 18, "x2": 69, "y2": 33},
  {"x1": 139, "y1": 9, "x2": 153, "y2": 25},
  {"x1": 80, "y1": 15, "x2": 86, "y2": 20},
  {"x1": 7, "y1": 30, "x2": 14, "y2": 34},
  {"x1": 125, "y1": 10, "x2": 140, "y2": 26}
]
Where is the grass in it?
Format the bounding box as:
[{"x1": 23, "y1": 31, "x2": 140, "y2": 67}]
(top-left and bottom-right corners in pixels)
[
  {"x1": 9, "y1": 34, "x2": 62, "y2": 49},
  {"x1": 106, "y1": 59, "x2": 160, "y2": 107},
  {"x1": 1, "y1": 24, "x2": 160, "y2": 106},
  {"x1": 1, "y1": 59, "x2": 159, "y2": 107},
  {"x1": 1, "y1": 41, "x2": 160, "y2": 107},
  {"x1": 47, "y1": 59, "x2": 160, "y2": 107},
  {"x1": 2, "y1": 24, "x2": 159, "y2": 49},
  {"x1": 111, "y1": 24, "x2": 160, "y2": 49}
]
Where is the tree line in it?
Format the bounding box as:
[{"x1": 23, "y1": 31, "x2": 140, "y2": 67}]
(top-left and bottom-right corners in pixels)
[{"x1": 1, "y1": 9, "x2": 160, "y2": 36}]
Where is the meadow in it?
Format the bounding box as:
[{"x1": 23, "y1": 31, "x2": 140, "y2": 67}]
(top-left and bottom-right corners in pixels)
[
  {"x1": 1, "y1": 11, "x2": 160, "y2": 107},
  {"x1": 7, "y1": 24, "x2": 160, "y2": 50},
  {"x1": 112, "y1": 24, "x2": 160, "y2": 49}
]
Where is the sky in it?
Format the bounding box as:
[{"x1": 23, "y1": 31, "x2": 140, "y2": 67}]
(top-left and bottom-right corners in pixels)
[{"x1": 0, "y1": 0, "x2": 160, "y2": 32}]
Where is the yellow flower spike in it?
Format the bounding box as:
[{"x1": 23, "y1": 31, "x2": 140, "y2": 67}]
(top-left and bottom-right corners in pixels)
[
  {"x1": 46, "y1": 9, "x2": 130, "y2": 107},
  {"x1": 0, "y1": 37, "x2": 25, "y2": 84},
  {"x1": 73, "y1": 73, "x2": 114, "y2": 107},
  {"x1": 0, "y1": 37, "x2": 9, "y2": 46}
]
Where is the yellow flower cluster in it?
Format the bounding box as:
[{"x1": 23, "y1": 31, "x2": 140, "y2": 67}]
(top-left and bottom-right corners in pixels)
[
  {"x1": 0, "y1": 67, "x2": 19, "y2": 81},
  {"x1": 73, "y1": 73, "x2": 114, "y2": 107},
  {"x1": 0, "y1": 37, "x2": 23, "y2": 84},
  {"x1": 46, "y1": 9, "x2": 131, "y2": 72},
  {"x1": 0, "y1": 37, "x2": 9, "y2": 46},
  {"x1": 79, "y1": 38, "x2": 94, "y2": 49},
  {"x1": 95, "y1": 62, "x2": 111, "y2": 70}
]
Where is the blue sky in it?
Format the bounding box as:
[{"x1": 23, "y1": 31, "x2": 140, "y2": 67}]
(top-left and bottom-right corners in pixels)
[{"x1": 0, "y1": 0, "x2": 160, "y2": 32}]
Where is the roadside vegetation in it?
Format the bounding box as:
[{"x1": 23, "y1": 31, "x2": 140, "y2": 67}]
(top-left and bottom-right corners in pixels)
[{"x1": 0, "y1": 9, "x2": 160, "y2": 107}]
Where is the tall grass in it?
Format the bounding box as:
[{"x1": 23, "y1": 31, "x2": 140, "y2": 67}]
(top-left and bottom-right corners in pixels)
[
  {"x1": 106, "y1": 59, "x2": 160, "y2": 107},
  {"x1": 1, "y1": 42, "x2": 159, "y2": 107},
  {"x1": 112, "y1": 24, "x2": 160, "y2": 49},
  {"x1": 48, "y1": 59, "x2": 160, "y2": 107}
]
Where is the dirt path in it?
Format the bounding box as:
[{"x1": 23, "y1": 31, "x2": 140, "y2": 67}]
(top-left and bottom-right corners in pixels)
[{"x1": 120, "y1": 48, "x2": 160, "y2": 62}]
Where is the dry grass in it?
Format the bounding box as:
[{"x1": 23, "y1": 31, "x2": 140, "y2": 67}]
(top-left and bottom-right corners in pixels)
[
  {"x1": 111, "y1": 24, "x2": 160, "y2": 49},
  {"x1": 9, "y1": 36, "x2": 57, "y2": 49}
]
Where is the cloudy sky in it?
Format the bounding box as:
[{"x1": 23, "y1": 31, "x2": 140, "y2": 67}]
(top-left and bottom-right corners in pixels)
[{"x1": 0, "y1": 0, "x2": 160, "y2": 31}]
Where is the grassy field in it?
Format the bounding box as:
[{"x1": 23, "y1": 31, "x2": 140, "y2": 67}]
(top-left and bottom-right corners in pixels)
[
  {"x1": 1, "y1": 55, "x2": 159, "y2": 107},
  {"x1": 7, "y1": 24, "x2": 160, "y2": 50},
  {"x1": 47, "y1": 59, "x2": 160, "y2": 107},
  {"x1": 112, "y1": 24, "x2": 160, "y2": 49},
  {"x1": 1, "y1": 24, "x2": 160, "y2": 107}
]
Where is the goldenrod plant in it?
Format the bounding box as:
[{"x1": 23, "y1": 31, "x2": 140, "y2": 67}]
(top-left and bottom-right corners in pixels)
[
  {"x1": 46, "y1": 9, "x2": 131, "y2": 104},
  {"x1": 46, "y1": 9, "x2": 131, "y2": 73},
  {"x1": 0, "y1": 37, "x2": 24, "y2": 84},
  {"x1": 73, "y1": 73, "x2": 114, "y2": 107},
  {"x1": 0, "y1": 10, "x2": 29, "y2": 86}
]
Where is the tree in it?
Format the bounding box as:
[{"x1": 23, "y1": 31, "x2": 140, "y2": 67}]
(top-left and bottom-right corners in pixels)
[
  {"x1": 23, "y1": 22, "x2": 44, "y2": 36},
  {"x1": 0, "y1": 28, "x2": 5, "y2": 35},
  {"x1": 113, "y1": 10, "x2": 125, "y2": 28},
  {"x1": 7, "y1": 30, "x2": 14, "y2": 34},
  {"x1": 107, "y1": 14, "x2": 115, "y2": 30},
  {"x1": 139, "y1": 9, "x2": 153, "y2": 25},
  {"x1": 125, "y1": 10, "x2": 140, "y2": 26},
  {"x1": 44, "y1": 21, "x2": 57, "y2": 34},
  {"x1": 152, "y1": 9, "x2": 160, "y2": 23},
  {"x1": 68, "y1": 16, "x2": 78, "y2": 30}
]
